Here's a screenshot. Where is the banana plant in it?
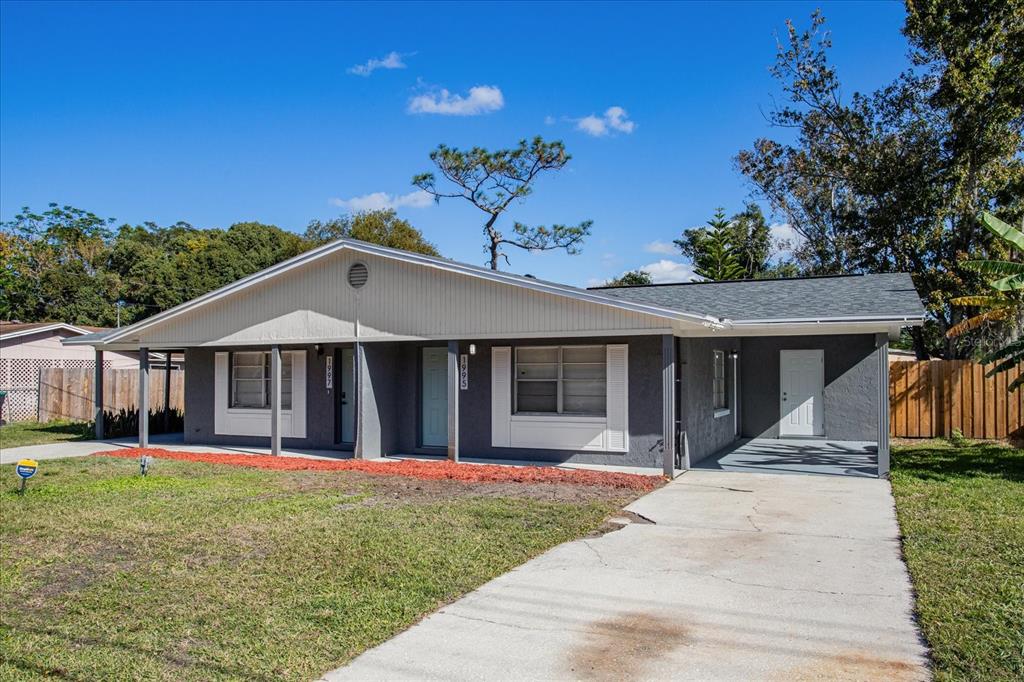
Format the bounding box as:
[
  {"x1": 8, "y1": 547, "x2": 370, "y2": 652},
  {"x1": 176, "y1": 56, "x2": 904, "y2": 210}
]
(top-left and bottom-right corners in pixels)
[{"x1": 948, "y1": 212, "x2": 1024, "y2": 390}]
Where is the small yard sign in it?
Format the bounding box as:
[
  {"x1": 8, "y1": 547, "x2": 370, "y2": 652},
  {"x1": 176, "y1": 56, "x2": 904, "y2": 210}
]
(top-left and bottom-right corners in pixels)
[{"x1": 15, "y1": 458, "x2": 38, "y2": 494}]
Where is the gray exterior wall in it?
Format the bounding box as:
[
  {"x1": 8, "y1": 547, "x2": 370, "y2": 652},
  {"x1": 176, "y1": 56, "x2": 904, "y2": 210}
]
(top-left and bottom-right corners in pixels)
[
  {"x1": 740, "y1": 334, "x2": 880, "y2": 441},
  {"x1": 457, "y1": 335, "x2": 665, "y2": 467},
  {"x1": 182, "y1": 332, "x2": 881, "y2": 467},
  {"x1": 184, "y1": 335, "x2": 666, "y2": 466},
  {"x1": 184, "y1": 345, "x2": 343, "y2": 450},
  {"x1": 678, "y1": 337, "x2": 742, "y2": 465}
]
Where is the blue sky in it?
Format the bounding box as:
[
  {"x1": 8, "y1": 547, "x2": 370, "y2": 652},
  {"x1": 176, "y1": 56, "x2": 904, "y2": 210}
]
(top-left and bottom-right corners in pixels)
[{"x1": 0, "y1": 1, "x2": 910, "y2": 286}]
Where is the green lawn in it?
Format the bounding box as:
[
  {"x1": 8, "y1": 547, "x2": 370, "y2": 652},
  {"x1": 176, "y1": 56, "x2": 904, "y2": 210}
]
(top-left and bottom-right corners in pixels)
[
  {"x1": 891, "y1": 441, "x2": 1024, "y2": 681},
  {"x1": 0, "y1": 456, "x2": 642, "y2": 680},
  {"x1": 0, "y1": 420, "x2": 92, "y2": 450}
]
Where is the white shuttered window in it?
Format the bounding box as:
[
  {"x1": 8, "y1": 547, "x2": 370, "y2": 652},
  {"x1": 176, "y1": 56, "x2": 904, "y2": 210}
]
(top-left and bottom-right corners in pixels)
[{"x1": 230, "y1": 351, "x2": 293, "y2": 409}]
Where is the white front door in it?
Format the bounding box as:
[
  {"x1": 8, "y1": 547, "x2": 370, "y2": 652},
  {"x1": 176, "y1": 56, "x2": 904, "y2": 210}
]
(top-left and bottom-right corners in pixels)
[
  {"x1": 421, "y1": 347, "x2": 448, "y2": 447},
  {"x1": 780, "y1": 350, "x2": 824, "y2": 436}
]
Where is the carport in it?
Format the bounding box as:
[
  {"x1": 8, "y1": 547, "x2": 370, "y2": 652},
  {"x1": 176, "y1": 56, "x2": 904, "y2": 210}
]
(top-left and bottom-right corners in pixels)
[{"x1": 694, "y1": 438, "x2": 879, "y2": 478}]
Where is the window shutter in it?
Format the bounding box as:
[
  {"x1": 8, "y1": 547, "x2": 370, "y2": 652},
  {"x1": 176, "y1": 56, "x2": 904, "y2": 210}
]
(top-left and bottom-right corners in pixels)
[
  {"x1": 605, "y1": 344, "x2": 629, "y2": 451},
  {"x1": 491, "y1": 346, "x2": 512, "y2": 447},
  {"x1": 214, "y1": 352, "x2": 229, "y2": 435}
]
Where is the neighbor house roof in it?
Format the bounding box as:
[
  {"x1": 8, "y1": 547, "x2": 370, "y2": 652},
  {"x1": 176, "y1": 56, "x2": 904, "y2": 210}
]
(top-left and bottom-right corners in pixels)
[
  {"x1": 0, "y1": 321, "x2": 110, "y2": 340},
  {"x1": 590, "y1": 273, "x2": 925, "y2": 324}
]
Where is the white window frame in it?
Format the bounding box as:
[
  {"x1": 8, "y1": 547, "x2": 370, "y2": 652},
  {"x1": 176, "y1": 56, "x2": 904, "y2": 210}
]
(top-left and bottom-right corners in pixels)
[
  {"x1": 513, "y1": 345, "x2": 607, "y2": 417},
  {"x1": 713, "y1": 350, "x2": 730, "y2": 417}
]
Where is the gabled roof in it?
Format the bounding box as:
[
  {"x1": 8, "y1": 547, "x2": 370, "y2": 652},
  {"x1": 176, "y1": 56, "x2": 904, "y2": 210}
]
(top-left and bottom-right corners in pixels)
[
  {"x1": 90, "y1": 238, "x2": 725, "y2": 345},
  {"x1": 591, "y1": 273, "x2": 925, "y2": 323},
  {"x1": 0, "y1": 321, "x2": 110, "y2": 341}
]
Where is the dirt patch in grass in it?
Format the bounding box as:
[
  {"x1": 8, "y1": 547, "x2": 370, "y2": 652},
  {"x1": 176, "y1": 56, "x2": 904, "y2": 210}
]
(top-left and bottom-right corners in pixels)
[{"x1": 98, "y1": 447, "x2": 663, "y2": 491}]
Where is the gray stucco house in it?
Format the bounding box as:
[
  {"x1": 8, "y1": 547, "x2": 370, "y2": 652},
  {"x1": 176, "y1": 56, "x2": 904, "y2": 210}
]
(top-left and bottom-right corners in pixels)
[{"x1": 67, "y1": 239, "x2": 925, "y2": 477}]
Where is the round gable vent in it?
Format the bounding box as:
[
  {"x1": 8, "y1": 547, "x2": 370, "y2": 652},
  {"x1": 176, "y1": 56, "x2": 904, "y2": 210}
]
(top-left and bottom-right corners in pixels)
[{"x1": 348, "y1": 262, "x2": 369, "y2": 288}]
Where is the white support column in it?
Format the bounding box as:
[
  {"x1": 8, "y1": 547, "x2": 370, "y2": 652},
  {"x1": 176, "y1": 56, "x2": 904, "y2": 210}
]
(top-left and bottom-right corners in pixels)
[
  {"x1": 138, "y1": 348, "x2": 149, "y2": 448},
  {"x1": 270, "y1": 345, "x2": 282, "y2": 456},
  {"x1": 877, "y1": 334, "x2": 891, "y2": 478},
  {"x1": 447, "y1": 341, "x2": 460, "y2": 463},
  {"x1": 94, "y1": 349, "x2": 104, "y2": 440}
]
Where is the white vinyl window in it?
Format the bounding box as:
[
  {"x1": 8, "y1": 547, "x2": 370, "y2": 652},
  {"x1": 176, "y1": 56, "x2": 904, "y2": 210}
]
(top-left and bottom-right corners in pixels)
[
  {"x1": 712, "y1": 350, "x2": 727, "y2": 411},
  {"x1": 514, "y1": 345, "x2": 606, "y2": 416},
  {"x1": 230, "y1": 351, "x2": 292, "y2": 409}
]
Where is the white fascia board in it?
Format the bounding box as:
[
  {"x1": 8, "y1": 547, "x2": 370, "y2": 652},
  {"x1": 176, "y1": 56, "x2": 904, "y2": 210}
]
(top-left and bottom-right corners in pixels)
[
  {"x1": 99, "y1": 239, "x2": 726, "y2": 345},
  {"x1": 730, "y1": 314, "x2": 925, "y2": 325},
  {"x1": 1, "y1": 323, "x2": 97, "y2": 341},
  {"x1": 682, "y1": 319, "x2": 922, "y2": 338}
]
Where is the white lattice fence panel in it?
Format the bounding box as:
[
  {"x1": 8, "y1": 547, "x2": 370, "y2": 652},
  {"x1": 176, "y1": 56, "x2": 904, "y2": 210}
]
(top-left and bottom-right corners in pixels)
[{"x1": 0, "y1": 358, "x2": 103, "y2": 422}]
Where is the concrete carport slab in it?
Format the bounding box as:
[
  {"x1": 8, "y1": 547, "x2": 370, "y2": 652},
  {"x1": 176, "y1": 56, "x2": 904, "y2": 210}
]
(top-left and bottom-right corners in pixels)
[
  {"x1": 695, "y1": 438, "x2": 880, "y2": 478},
  {"x1": 323, "y1": 469, "x2": 928, "y2": 681}
]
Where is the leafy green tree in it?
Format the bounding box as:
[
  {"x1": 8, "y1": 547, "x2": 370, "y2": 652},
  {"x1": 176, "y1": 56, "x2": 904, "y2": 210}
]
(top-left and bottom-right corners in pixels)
[
  {"x1": 948, "y1": 213, "x2": 1024, "y2": 388},
  {"x1": 693, "y1": 225, "x2": 747, "y2": 281},
  {"x1": 1, "y1": 204, "x2": 121, "y2": 325},
  {"x1": 604, "y1": 270, "x2": 653, "y2": 287},
  {"x1": 675, "y1": 204, "x2": 783, "y2": 280},
  {"x1": 736, "y1": 5, "x2": 1023, "y2": 358},
  {"x1": 412, "y1": 136, "x2": 592, "y2": 270},
  {"x1": 304, "y1": 209, "x2": 439, "y2": 256}
]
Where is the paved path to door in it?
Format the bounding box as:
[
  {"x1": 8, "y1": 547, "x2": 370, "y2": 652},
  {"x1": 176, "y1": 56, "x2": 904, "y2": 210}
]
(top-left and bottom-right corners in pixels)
[{"x1": 325, "y1": 470, "x2": 929, "y2": 681}]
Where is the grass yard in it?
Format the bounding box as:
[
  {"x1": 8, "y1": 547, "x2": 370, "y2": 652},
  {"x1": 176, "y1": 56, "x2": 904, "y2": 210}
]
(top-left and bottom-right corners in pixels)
[
  {"x1": 891, "y1": 440, "x2": 1024, "y2": 681},
  {"x1": 0, "y1": 455, "x2": 650, "y2": 680},
  {"x1": 0, "y1": 420, "x2": 92, "y2": 450}
]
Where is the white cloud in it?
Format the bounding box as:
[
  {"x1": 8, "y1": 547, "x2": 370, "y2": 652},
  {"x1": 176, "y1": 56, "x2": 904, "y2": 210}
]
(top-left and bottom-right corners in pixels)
[
  {"x1": 769, "y1": 221, "x2": 801, "y2": 246},
  {"x1": 644, "y1": 240, "x2": 677, "y2": 255},
  {"x1": 604, "y1": 106, "x2": 635, "y2": 133},
  {"x1": 636, "y1": 260, "x2": 700, "y2": 284},
  {"x1": 408, "y1": 85, "x2": 504, "y2": 116},
  {"x1": 328, "y1": 190, "x2": 433, "y2": 212},
  {"x1": 576, "y1": 106, "x2": 636, "y2": 137},
  {"x1": 347, "y1": 51, "x2": 408, "y2": 76},
  {"x1": 544, "y1": 115, "x2": 556, "y2": 125}
]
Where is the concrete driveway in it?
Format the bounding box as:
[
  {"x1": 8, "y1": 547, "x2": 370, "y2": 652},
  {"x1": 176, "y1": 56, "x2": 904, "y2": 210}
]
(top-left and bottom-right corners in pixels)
[{"x1": 326, "y1": 470, "x2": 929, "y2": 681}]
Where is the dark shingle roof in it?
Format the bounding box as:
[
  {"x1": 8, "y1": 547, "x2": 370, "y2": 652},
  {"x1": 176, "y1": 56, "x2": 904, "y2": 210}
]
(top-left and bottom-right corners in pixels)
[{"x1": 590, "y1": 273, "x2": 925, "y2": 322}]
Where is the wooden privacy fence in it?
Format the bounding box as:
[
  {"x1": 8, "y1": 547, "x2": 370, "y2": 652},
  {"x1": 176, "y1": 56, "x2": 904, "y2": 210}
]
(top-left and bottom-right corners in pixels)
[
  {"x1": 890, "y1": 360, "x2": 1024, "y2": 439},
  {"x1": 37, "y1": 367, "x2": 184, "y2": 423}
]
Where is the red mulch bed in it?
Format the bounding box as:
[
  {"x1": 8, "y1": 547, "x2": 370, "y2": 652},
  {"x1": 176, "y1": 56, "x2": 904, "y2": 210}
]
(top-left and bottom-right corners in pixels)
[{"x1": 97, "y1": 448, "x2": 663, "y2": 491}]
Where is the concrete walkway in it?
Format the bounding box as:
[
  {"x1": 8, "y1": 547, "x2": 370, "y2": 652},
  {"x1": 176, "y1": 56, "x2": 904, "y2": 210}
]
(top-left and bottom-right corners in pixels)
[{"x1": 326, "y1": 470, "x2": 929, "y2": 681}]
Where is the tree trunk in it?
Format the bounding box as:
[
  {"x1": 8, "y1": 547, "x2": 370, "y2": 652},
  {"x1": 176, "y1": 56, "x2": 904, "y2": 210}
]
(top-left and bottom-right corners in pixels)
[{"x1": 485, "y1": 215, "x2": 500, "y2": 270}]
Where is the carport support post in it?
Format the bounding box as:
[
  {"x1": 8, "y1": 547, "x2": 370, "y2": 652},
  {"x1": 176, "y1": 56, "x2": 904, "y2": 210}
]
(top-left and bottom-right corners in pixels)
[
  {"x1": 876, "y1": 334, "x2": 891, "y2": 478},
  {"x1": 94, "y1": 349, "x2": 104, "y2": 439},
  {"x1": 138, "y1": 348, "x2": 149, "y2": 448},
  {"x1": 270, "y1": 345, "x2": 282, "y2": 456},
  {"x1": 661, "y1": 334, "x2": 676, "y2": 478},
  {"x1": 447, "y1": 341, "x2": 460, "y2": 462}
]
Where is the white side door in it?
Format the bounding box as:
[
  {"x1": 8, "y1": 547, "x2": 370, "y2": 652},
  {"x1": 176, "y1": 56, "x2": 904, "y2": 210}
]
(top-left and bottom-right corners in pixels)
[{"x1": 780, "y1": 350, "x2": 824, "y2": 436}]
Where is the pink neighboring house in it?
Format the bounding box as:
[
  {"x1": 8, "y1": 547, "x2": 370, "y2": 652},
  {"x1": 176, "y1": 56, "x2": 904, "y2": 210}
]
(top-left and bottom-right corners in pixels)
[{"x1": 0, "y1": 321, "x2": 140, "y2": 422}]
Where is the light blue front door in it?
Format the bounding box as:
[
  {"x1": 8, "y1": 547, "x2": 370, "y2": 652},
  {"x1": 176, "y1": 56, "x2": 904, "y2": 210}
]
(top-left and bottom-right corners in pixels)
[
  {"x1": 421, "y1": 347, "x2": 448, "y2": 447},
  {"x1": 340, "y1": 348, "x2": 355, "y2": 443}
]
